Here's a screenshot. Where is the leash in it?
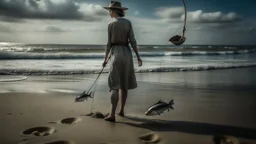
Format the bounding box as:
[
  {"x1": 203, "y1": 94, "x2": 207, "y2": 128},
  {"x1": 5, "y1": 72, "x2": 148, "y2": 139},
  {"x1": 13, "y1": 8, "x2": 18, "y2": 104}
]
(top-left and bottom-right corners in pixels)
[
  {"x1": 158, "y1": 40, "x2": 170, "y2": 84},
  {"x1": 88, "y1": 54, "x2": 111, "y2": 113},
  {"x1": 86, "y1": 55, "x2": 111, "y2": 93}
]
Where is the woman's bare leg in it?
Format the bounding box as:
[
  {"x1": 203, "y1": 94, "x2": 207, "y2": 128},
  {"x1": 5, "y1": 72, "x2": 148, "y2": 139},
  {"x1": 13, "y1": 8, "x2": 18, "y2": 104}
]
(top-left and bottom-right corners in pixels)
[
  {"x1": 105, "y1": 90, "x2": 119, "y2": 122},
  {"x1": 118, "y1": 89, "x2": 127, "y2": 116}
]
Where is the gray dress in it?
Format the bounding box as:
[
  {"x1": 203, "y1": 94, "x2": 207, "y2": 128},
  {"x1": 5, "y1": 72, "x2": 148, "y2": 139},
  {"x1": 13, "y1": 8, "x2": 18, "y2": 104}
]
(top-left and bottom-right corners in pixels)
[{"x1": 105, "y1": 17, "x2": 138, "y2": 91}]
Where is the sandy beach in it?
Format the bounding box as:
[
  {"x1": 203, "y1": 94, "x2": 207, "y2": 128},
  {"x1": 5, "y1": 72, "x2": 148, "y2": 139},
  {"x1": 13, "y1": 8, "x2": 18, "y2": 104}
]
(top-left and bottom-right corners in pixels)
[
  {"x1": 1, "y1": 0, "x2": 256, "y2": 143},
  {"x1": 1, "y1": 67, "x2": 256, "y2": 144}
]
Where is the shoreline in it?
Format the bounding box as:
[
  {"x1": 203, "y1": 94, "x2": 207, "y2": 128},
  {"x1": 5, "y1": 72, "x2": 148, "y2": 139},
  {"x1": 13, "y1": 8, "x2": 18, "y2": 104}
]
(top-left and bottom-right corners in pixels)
[
  {"x1": 1, "y1": 68, "x2": 256, "y2": 144},
  {"x1": 1, "y1": 65, "x2": 256, "y2": 76},
  {"x1": 1, "y1": 91, "x2": 256, "y2": 144}
]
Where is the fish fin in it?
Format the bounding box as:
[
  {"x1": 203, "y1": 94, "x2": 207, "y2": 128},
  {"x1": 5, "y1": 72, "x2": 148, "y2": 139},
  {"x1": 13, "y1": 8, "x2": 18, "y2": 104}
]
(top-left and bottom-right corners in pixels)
[
  {"x1": 147, "y1": 100, "x2": 164, "y2": 110},
  {"x1": 169, "y1": 99, "x2": 174, "y2": 105},
  {"x1": 157, "y1": 100, "x2": 163, "y2": 104},
  {"x1": 167, "y1": 108, "x2": 170, "y2": 112},
  {"x1": 150, "y1": 100, "x2": 163, "y2": 107},
  {"x1": 148, "y1": 101, "x2": 159, "y2": 109},
  {"x1": 170, "y1": 105, "x2": 174, "y2": 110},
  {"x1": 88, "y1": 92, "x2": 93, "y2": 98}
]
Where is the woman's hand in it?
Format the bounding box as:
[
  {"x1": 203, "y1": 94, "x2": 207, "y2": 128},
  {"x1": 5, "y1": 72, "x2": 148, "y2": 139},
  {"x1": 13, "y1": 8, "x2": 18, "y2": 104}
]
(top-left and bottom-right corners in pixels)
[
  {"x1": 137, "y1": 57, "x2": 143, "y2": 67},
  {"x1": 102, "y1": 54, "x2": 109, "y2": 67},
  {"x1": 102, "y1": 60, "x2": 107, "y2": 67}
]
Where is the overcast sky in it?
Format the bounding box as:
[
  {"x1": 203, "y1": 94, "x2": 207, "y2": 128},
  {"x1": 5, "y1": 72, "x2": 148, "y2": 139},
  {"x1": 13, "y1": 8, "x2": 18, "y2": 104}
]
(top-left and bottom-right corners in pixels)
[{"x1": 0, "y1": 0, "x2": 255, "y2": 45}]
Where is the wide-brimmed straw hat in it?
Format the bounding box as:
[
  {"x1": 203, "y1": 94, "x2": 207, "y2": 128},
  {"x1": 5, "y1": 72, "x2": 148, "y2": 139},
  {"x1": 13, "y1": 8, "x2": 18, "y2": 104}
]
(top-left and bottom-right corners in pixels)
[{"x1": 103, "y1": 1, "x2": 128, "y2": 11}]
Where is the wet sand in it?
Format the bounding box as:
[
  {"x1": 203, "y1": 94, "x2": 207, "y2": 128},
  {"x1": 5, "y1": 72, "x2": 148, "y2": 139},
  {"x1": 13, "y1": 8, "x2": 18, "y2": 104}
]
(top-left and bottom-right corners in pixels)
[{"x1": 0, "y1": 67, "x2": 256, "y2": 144}]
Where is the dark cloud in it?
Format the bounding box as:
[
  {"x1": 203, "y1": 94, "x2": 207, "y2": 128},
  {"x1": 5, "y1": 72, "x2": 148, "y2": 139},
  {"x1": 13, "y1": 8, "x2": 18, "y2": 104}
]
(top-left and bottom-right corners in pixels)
[
  {"x1": 28, "y1": 0, "x2": 39, "y2": 8},
  {"x1": 236, "y1": 27, "x2": 256, "y2": 34},
  {"x1": 186, "y1": 21, "x2": 256, "y2": 38},
  {"x1": 188, "y1": 23, "x2": 234, "y2": 31},
  {"x1": 45, "y1": 26, "x2": 67, "y2": 33},
  {"x1": 248, "y1": 27, "x2": 256, "y2": 33},
  {"x1": 156, "y1": 7, "x2": 241, "y2": 23},
  {"x1": 155, "y1": 7, "x2": 184, "y2": 19},
  {"x1": 0, "y1": 0, "x2": 108, "y2": 22},
  {"x1": 0, "y1": 24, "x2": 14, "y2": 33},
  {"x1": 185, "y1": 10, "x2": 241, "y2": 23},
  {"x1": 0, "y1": 16, "x2": 26, "y2": 23}
]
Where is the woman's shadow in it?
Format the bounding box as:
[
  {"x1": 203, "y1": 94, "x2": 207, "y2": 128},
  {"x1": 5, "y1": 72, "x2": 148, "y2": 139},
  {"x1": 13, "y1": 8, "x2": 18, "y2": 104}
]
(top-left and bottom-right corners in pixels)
[{"x1": 117, "y1": 115, "x2": 256, "y2": 140}]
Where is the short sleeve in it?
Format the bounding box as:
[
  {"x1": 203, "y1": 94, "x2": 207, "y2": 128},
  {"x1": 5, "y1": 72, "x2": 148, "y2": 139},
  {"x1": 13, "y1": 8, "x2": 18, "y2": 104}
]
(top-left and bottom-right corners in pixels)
[
  {"x1": 106, "y1": 23, "x2": 112, "y2": 52},
  {"x1": 128, "y1": 21, "x2": 137, "y2": 49}
]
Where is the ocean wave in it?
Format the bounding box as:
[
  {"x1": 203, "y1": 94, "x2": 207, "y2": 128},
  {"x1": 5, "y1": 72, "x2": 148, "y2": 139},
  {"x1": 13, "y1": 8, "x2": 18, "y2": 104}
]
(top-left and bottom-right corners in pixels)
[
  {"x1": 0, "y1": 76, "x2": 27, "y2": 82},
  {"x1": 136, "y1": 63, "x2": 256, "y2": 73},
  {"x1": 192, "y1": 46, "x2": 200, "y2": 48},
  {"x1": 0, "y1": 51, "x2": 105, "y2": 59},
  {"x1": 1, "y1": 63, "x2": 256, "y2": 75},
  {"x1": 0, "y1": 49, "x2": 255, "y2": 60},
  {"x1": 224, "y1": 46, "x2": 237, "y2": 49},
  {"x1": 0, "y1": 46, "x2": 33, "y2": 52},
  {"x1": 164, "y1": 50, "x2": 252, "y2": 56}
]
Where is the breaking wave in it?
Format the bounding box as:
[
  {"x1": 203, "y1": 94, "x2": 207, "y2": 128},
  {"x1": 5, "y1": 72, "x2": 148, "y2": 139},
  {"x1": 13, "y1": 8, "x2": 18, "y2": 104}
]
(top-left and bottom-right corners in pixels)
[
  {"x1": 1, "y1": 63, "x2": 256, "y2": 75},
  {"x1": 0, "y1": 49, "x2": 255, "y2": 60},
  {"x1": 0, "y1": 76, "x2": 27, "y2": 82}
]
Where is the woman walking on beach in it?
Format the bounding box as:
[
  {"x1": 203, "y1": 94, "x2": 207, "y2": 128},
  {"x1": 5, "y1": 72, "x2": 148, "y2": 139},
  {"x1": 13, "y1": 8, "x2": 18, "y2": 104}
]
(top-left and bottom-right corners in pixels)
[{"x1": 102, "y1": 1, "x2": 142, "y2": 122}]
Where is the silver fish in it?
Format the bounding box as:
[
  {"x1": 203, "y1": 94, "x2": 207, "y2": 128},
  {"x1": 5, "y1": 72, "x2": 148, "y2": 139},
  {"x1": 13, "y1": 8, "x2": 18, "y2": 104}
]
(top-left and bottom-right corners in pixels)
[
  {"x1": 75, "y1": 91, "x2": 93, "y2": 102},
  {"x1": 145, "y1": 100, "x2": 174, "y2": 116}
]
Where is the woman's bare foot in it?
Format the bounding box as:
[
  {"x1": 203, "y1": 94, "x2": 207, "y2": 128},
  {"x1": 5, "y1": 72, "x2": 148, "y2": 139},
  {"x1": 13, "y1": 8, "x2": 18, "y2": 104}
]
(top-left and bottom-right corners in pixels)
[
  {"x1": 104, "y1": 116, "x2": 115, "y2": 122},
  {"x1": 118, "y1": 111, "x2": 125, "y2": 117}
]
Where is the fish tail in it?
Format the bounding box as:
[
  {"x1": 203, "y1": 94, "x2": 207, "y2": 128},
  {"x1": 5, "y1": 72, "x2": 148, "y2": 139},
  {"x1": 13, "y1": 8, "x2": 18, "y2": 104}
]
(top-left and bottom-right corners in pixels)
[{"x1": 169, "y1": 99, "x2": 174, "y2": 110}]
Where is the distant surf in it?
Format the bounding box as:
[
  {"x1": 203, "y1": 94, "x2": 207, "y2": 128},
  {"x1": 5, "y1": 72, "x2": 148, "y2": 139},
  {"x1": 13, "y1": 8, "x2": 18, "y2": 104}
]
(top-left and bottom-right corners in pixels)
[
  {"x1": 0, "y1": 49, "x2": 255, "y2": 60},
  {"x1": 0, "y1": 76, "x2": 27, "y2": 82},
  {"x1": 1, "y1": 63, "x2": 256, "y2": 75},
  {"x1": 1, "y1": 43, "x2": 256, "y2": 75}
]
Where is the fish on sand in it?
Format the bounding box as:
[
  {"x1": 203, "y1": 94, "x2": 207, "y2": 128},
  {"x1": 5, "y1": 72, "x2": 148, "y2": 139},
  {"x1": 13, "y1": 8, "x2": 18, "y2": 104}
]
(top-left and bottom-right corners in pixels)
[
  {"x1": 145, "y1": 100, "x2": 174, "y2": 116},
  {"x1": 75, "y1": 91, "x2": 93, "y2": 102}
]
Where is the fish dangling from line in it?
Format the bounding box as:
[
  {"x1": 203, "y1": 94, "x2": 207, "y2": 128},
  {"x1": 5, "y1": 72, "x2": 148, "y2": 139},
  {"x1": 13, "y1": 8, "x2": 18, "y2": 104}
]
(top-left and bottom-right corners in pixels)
[
  {"x1": 145, "y1": 100, "x2": 174, "y2": 116},
  {"x1": 75, "y1": 91, "x2": 93, "y2": 103}
]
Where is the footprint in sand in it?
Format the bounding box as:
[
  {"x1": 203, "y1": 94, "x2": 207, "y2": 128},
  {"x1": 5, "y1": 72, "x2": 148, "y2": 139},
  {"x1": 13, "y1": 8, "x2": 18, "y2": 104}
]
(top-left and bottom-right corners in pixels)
[
  {"x1": 99, "y1": 142, "x2": 131, "y2": 144},
  {"x1": 48, "y1": 117, "x2": 82, "y2": 125},
  {"x1": 213, "y1": 135, "x2": 239, "y2": 144},
  {"x1": 138, "y1": 132, "x2": 161, "y2": 144},
  {"x1": 60, "y1": 117, "x2": 82, "y2": 125},
  {"x1": 21, "y1": 126, "x2": 56, "y2": 136},
  {"x1": 82, "y1": 112, "x2": 108, "y2": 119},
  {"x1": 44, "y1": 140, "x2": 75, "y2": 144}
]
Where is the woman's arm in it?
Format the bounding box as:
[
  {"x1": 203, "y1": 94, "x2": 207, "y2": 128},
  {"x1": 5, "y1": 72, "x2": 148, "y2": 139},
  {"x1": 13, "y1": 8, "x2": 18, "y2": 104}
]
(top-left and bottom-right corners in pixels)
[
  {"x1": 103, "y1": 23, "x2": 112, "y2": 67},
  {"x1": 129, "y1": 21, "x2": 142, "y2": 67}
]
